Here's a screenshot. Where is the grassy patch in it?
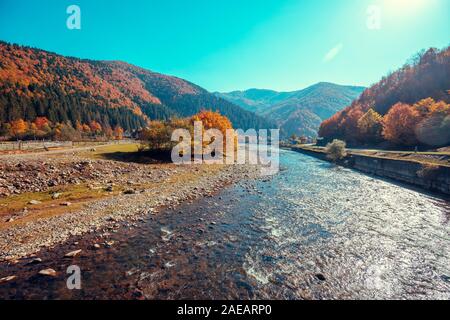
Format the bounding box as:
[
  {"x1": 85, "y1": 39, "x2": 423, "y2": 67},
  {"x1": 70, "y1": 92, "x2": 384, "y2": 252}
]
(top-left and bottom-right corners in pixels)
[
  {"x1": 0, "y1": 184, "x2": 118, "y2": 229},
  {"x1": 82, "y1": 143, "x2": 140, "y2": 160}
]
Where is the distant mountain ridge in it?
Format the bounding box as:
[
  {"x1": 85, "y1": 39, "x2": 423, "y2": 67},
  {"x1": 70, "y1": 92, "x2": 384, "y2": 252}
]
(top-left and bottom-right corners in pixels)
[
  {"x1": 216, "y1": 82, "x2": 365, "y2": 137},
  {"x1": 0, "y1": 41, "x2": 274, "y2": 131}
]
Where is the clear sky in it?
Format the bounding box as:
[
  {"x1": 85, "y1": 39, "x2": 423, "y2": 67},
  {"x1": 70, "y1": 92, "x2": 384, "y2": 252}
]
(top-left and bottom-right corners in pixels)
[{"x1": 0, "y1": 0, "x2": 448, "y2": 92}]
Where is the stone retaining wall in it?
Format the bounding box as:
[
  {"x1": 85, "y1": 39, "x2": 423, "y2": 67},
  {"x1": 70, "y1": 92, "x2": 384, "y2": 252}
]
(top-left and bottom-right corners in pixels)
[{"x1": 291, "y1": 146, "x2": 450, "y2": 196}]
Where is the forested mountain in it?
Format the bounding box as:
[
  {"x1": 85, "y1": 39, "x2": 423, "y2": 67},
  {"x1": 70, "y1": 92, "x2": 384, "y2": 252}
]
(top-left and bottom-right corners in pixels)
[
  {"x1": 0, "y1": 41, "x2": 274, "y2": 132},
  {"x1": 319, "y1": 47, "x2": 450, "y2": 147},
  {"x1": 216, "y1": 83, "x2": 365, "y2": 137}
]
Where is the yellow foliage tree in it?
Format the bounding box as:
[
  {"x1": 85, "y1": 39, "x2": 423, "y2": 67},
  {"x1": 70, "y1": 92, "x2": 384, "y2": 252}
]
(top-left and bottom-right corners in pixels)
[
  {"x1": 140, "y1": 121, "x2": 172, "y2": 150},
  {"x1": 357, "y1": 109, "x2": 383, "y2": 143}
]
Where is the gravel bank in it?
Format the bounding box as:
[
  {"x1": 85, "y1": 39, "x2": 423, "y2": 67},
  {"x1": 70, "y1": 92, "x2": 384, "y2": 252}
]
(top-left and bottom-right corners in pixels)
[{"x1": 0, "y1": 157, "x2": 260, "y2": 261}]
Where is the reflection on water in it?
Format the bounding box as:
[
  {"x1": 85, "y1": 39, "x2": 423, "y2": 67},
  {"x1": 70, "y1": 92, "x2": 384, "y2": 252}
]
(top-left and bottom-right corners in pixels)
[{"x1": 0, "y1": 150, "x2": 449, "y2": 299}]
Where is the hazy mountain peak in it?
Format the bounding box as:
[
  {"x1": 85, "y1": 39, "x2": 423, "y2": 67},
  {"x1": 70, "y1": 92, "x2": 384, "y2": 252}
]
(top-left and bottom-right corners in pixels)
[{"x1": 216, "y1": 82, "x2": 365, "y2": 137}]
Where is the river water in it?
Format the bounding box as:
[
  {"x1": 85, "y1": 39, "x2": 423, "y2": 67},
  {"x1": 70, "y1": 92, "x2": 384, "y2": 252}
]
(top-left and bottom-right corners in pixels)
[{"x1": 0, "y1": 149, "x2": 449, "y2": 300}]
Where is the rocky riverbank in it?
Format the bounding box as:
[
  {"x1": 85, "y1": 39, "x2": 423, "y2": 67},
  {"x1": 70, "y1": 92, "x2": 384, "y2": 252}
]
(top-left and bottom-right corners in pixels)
[{"x1": 0, "y1": 146, "x2": 261, "y2": 262}]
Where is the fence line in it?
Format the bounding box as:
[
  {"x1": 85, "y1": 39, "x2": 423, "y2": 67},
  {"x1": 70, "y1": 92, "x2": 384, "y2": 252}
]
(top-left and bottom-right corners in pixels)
[{"x1": 0, "y1": 139, "x2": 134, "y2": 151}]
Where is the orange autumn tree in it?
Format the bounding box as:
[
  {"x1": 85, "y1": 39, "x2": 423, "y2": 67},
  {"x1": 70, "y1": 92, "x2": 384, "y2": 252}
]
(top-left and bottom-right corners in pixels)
[
  {"x1": 75, "y1": 121, "x2": 84, "y2": 132},
  {"x1": 82, "y1": 124, "x2": 91, "y2": 134},
  {"x1": 191, "y1": 110, "x2": 233, "y2": 134},
  {"x1": 9, "y1": 119, "x2": 28, "y2": 138},
  {"x1": 342, "y1": 106, "x2": 365, "y2": 143},
  {"x1": 382, "y1": 103, "x2": 420, "y2": 146},
  {"x1": 33, "y1": 117, "x2": 51, "y2": 138},
  {"x1": 140, "y1": 111, "x2": 233, "y2": 153},
  {"x1": 114, "y1": 126, "x2": 124, "y2": 140},
  {"x1": 89, "y1": 121, "x2": 103, "y2": 135},
  {"x1": 33, "y1": 117, "x2": 49, "y2": 130},
  {"x1": 191, "y1": 110, "x2": 234, "y2": 151}
]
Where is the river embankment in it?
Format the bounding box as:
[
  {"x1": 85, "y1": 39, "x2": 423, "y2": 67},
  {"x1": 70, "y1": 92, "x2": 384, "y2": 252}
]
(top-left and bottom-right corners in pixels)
[{"x1": 288, "y1": 145, "x2": 450, "y2": 196}]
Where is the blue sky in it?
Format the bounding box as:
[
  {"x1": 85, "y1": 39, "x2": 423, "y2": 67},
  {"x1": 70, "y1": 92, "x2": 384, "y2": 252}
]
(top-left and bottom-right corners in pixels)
[{"x1": 0, "y1": 0, "x2": 448, "y2": 92}]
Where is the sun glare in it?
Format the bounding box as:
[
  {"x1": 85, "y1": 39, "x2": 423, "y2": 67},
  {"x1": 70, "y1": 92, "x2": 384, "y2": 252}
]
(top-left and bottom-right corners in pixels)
[{"x1": 383, "y1": 0, "x2": 429, "y2": 15}]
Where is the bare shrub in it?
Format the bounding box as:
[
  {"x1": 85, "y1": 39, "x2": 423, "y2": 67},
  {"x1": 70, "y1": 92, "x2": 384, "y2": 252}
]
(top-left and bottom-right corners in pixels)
[{"x1": 325, "y1": 139, "x2": 347, "y2": 162}]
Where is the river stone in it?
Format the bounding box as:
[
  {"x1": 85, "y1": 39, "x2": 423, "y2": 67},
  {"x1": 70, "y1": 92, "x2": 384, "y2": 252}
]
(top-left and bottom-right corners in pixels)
[
  {"x1": 29, "y1": 200, "x2": 42, "y2": 205},
  {"x1": 64, "y1": 249, "x2": 82, "y2": 258},
  {"x1": 0, "y1": 276, "x2": 16, "y2": 283},
  {"x1": 315, "y1": 273, "x2": 326, "y2": 281},
  {"x1": 131, "y1": 289, "x2": 144, "y2": 299},
  {"x1": 39, "y1": 269, "x2": 57, "y2": 277},
  {"x1": 105, "y1": 241, "x2": 115, "y2": 248},
  {"x1": 52, "y1": 193, "x2": 62, "y2": 199},
  {"x1": 27, "y1": 258, "x2": 42, "y2": 265}
]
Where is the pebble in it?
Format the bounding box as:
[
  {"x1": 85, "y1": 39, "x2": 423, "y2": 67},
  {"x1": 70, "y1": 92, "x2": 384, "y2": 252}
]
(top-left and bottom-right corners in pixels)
[
  {"x1": 29, "y1": 200, "x2": 42, "y2": 205},
  {"x1": 52, "y1": 193, "x2": 62, "y2": 199},
  {"x1": 0, "y1": 275, "x2": 17, "y2": 283},
  {"x1": 105, "y1": 241, "x2": 115, "y2": 248},
  {"x1": 64, "y1": 249, "x2": 82, "y2": 258},
  {"x1": 27, "y1": 257, "x2": 43, "y2": 265},
  {"x1": 39, "y1": 268, "x2": 57, "y2": 277},
  {"x1": 315, "y1": 273, "x2": 326, "y2": 281},
  {"x1": 132, "y1": 289, "x2": 145, "y2": 299}
]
